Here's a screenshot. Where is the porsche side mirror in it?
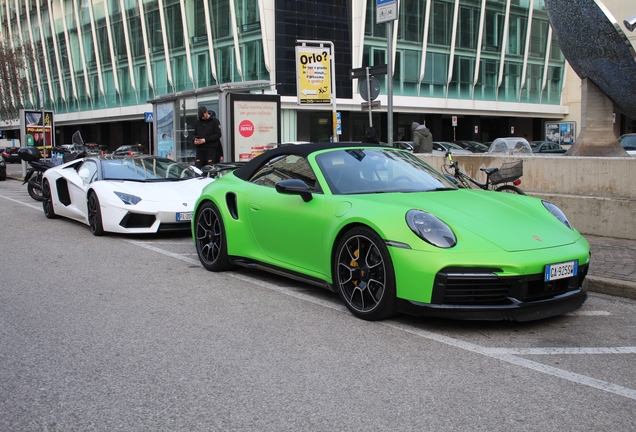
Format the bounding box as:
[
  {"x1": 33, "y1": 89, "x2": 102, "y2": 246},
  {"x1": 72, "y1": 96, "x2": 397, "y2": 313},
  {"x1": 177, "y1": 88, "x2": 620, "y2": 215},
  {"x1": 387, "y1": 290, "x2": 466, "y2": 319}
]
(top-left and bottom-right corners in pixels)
[{"x1": 275, "y1": 179, "x2": 313, "y2": 202}]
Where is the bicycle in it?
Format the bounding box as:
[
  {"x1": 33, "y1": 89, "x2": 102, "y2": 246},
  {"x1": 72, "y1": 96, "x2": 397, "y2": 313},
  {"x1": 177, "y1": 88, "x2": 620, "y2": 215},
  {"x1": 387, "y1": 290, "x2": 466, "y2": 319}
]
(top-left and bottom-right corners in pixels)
[{"x1": 442, "y1": 151, "x2": 525, "y2": 195}]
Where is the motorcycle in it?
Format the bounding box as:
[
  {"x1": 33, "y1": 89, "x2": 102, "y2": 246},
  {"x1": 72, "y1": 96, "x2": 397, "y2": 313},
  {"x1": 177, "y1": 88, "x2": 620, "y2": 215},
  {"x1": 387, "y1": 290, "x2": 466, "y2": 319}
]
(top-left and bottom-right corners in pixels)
[
  {"x1": 18, "y1": 131, "x2": 87, "y2": 201},
  {"x1": 18, "y1": 147, "x2": 56, "y2": 201}
]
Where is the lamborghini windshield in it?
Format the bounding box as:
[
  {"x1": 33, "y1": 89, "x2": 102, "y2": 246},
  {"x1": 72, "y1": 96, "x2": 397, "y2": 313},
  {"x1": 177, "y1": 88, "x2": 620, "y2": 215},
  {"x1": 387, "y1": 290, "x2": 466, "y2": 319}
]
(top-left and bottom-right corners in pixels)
[
  {"x1": 315, "y1": 148, "x2": 458, "y2": 194},
  {"x1": 101, "y1": 156, "x2": 199, "y2": 181}
]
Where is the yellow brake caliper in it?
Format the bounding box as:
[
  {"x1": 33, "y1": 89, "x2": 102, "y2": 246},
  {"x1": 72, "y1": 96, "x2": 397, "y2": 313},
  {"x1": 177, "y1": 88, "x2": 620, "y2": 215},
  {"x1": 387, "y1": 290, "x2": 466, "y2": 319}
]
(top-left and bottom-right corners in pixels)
[{"x1": 350, "y1": 249, "x2": 359, "y2": 286}]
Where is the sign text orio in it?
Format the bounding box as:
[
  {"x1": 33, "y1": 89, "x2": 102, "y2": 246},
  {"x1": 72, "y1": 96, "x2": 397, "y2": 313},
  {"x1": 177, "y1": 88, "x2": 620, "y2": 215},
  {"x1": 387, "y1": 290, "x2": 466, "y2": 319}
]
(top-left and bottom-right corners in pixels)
[{"x1": 299, "y1": 51, "x2": 328, "y2": 64}]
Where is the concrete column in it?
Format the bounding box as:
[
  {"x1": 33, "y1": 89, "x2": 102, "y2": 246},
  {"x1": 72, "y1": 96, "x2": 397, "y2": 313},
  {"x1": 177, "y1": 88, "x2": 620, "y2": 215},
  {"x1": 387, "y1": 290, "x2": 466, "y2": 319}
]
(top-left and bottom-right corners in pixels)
[{"x1": 566, "y1": 78, "x2": 627, "y2": 156}]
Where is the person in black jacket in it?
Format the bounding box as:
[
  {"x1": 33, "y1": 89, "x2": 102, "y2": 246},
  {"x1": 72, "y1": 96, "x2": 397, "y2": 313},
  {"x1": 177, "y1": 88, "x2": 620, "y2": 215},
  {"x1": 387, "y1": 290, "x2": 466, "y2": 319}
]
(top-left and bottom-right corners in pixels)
[
  {"x1": 361, "y1": 126, "x2": 380, "y2": 144},
  {"x1": 192, "y1": 106, "x2": 222, "y2": 168}
]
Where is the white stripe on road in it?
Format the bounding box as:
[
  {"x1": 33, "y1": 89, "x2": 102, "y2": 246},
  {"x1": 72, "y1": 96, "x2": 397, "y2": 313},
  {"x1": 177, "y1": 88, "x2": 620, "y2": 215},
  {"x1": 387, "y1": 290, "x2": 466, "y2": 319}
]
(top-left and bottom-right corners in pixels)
[{"x1": 0, "y1": 193, "x2": 42, "y2": 211}]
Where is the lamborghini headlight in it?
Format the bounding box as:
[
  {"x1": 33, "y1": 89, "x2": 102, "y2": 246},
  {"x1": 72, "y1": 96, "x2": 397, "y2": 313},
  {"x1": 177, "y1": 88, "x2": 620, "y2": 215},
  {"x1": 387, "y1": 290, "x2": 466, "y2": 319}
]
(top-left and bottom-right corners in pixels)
[
  {"x1": 114, "y1": 191, "x2": 142, "y2": 205},
  {"x1": 406, "y1": 210, "x2": 456, "y2": 248},
  {"x1": 542, "y1": 201, "x2": 572, "y2": 229}
]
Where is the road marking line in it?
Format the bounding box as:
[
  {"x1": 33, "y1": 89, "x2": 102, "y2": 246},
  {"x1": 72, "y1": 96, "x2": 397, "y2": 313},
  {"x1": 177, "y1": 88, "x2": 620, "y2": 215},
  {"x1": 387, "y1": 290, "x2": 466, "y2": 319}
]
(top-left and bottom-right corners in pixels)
[
  {"x1": 567, "y1": 310, "x2": 612, "y2": 316},
  {"x1": 128, "y1": 239, "x2": 636, "y2": 401},
  {"x1": 0, "y1": 193, "x2": 42, "y2": 211},
  {"x1": 482, "y1": 347, "x2": 636, "y2": 355}
]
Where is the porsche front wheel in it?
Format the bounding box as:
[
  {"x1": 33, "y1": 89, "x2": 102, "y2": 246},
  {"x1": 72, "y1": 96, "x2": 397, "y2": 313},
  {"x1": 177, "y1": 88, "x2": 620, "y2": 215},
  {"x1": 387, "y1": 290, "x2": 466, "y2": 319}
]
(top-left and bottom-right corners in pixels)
[
  {"x1": 334, "y1": 227, "x2": 397, "y2": 320},
  {"x1": 87, "y1": 191, "x2": 105, "y2": 236},
  {"x1": 195, "y1": 201, "x2": 233, "y2": 271},
  {"x1": 42, "y1": 179, "x2": 57, "y2": 219}
]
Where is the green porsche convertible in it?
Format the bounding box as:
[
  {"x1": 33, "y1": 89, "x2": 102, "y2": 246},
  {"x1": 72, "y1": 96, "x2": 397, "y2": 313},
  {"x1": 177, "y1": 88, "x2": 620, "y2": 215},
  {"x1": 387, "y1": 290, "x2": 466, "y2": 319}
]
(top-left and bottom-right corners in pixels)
[{"x1": 192, "y1": 143, "x2": 589, "y2": 321}]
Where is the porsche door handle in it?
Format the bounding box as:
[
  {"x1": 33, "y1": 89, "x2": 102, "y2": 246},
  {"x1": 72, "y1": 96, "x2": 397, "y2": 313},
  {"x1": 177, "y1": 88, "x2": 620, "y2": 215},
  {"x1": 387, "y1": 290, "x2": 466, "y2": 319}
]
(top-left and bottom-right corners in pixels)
[{"x1": 249, "y1": 204, "x2": 261, "y2": 212}]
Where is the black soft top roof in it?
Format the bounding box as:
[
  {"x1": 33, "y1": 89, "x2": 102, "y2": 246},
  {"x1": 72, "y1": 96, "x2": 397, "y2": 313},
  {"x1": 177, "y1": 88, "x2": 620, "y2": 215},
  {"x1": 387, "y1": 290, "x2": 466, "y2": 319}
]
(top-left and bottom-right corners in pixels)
[{"x1": 233, "y1": 142, "x2": 387, "y2": 180}]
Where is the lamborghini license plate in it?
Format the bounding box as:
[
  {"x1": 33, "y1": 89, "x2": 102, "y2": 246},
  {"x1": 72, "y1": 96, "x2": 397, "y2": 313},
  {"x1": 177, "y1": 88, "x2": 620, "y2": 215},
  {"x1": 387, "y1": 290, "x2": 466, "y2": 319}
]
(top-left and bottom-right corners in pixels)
[
  {"x1": 544, "y1": 260, "x2": 578, "y2": 281},
  {"x1": 176, "y1": 212, "x2": 193, "y2": 222}
]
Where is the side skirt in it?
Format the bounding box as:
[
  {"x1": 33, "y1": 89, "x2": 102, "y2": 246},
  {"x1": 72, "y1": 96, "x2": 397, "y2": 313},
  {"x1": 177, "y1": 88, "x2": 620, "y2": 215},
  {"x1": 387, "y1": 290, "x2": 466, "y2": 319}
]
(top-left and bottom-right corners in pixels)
[{"x1": 231, "y1": 257, "x2": 336, "y2": 293}]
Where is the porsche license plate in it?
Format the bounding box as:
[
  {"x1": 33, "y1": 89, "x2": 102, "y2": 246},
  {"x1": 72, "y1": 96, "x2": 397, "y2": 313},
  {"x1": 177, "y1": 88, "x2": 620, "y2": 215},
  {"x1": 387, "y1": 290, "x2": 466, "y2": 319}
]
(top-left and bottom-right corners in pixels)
[
  {"x1": 544, "y1": 260, "x2": 578, "y2": 281},
  {"x1": 176, "y1": 212, "x2": 193, "y2": 222}
]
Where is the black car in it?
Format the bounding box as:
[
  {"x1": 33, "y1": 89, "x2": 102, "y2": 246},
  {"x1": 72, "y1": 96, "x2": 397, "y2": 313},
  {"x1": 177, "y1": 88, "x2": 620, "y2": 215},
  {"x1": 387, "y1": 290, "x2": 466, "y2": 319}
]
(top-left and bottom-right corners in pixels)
[
  {"x1": 0, "y1": 155, "x2": 6, "y2": 180},
  {"x1": 0, "y1": 147, "x2": 21, "y2": 163},
  {"x1": 453, "y1": 140, "x2": 489, "y2": 153},
  {"x1": 530, "y1": 141, "x2": 567, "y2": 154},
  {"x1": 85, "y1": 143, "x2": 110, "y2": 155},
  {"x1": 113, "y1": 144, "x2": 148, "y2": 156}
]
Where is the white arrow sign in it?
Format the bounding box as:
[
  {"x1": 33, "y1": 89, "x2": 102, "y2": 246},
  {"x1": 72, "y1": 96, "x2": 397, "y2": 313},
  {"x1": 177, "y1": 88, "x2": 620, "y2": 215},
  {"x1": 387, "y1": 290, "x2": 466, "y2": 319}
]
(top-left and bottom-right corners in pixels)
[{"x1": 301, "y1": 89, "x2": 317, "y2": 96}]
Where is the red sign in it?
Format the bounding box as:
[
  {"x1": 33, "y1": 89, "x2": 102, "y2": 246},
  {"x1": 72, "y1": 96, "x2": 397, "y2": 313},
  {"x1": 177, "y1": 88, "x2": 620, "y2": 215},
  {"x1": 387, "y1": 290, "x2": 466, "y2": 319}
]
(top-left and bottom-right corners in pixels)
[{"x1": 239, "y1": 120, "x2": 254, "y2": 138}]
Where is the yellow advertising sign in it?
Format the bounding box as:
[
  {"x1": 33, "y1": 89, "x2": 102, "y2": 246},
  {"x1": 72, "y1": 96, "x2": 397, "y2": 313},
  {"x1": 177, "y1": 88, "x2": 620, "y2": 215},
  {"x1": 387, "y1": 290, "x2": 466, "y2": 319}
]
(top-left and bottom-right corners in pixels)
[{"x1": 296, "y1": 46, "x2": 332, "y2": 104}]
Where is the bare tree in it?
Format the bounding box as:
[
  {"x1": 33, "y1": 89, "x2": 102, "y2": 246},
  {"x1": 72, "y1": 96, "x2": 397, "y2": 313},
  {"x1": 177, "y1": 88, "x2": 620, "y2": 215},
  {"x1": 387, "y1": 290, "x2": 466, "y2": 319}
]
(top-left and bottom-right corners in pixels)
[{"x1": 0, "y1": 39, "x2": 36, "y2": 122}]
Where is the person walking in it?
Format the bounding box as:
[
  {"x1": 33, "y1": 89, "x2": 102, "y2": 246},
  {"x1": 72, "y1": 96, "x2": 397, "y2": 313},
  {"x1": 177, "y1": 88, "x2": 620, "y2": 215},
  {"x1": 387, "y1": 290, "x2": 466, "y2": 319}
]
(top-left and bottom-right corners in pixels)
[
  {"x1": 411, "y1": 122, "x2": 433, "y2": 153},
  {"x1": 192, "y1": 106, "x2": 222, "y2": 168},
  {"x1": 361, "y1": 126, "x2": 380, "y2": 144}
]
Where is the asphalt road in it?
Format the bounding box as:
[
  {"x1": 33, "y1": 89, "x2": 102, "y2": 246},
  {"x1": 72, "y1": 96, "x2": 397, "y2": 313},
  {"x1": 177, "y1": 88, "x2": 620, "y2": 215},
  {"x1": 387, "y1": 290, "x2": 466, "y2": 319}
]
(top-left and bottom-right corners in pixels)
[{"x1": 1, "y1": 179, "x2": 636, "y2": 431}]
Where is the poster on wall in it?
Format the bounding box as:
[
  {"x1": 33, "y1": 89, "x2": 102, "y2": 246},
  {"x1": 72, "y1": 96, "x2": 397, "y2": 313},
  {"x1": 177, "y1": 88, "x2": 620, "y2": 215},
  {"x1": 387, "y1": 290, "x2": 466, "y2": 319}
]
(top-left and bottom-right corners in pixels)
[
  {"x1": 230, "y1": 93, "x2": 281, "y2": 162},
  {"x1": 156, "y1": 102, "x2": 175, "y2": 160},
  {"x1": 545, "y1": 121, "x2": 576, "y2": 145},
  {"x1": 20, "y1": 109, "x2": 54, "y2": 156}
]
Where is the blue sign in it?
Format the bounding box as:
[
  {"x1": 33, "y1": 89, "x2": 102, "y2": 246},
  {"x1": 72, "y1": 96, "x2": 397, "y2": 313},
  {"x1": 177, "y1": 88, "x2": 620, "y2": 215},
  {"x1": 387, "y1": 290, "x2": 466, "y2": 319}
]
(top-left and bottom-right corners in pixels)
[
  {"x1": 145, "y1": 112, "x2": 154, "y2": 123},
  {"x1": 376, "y1": 0, "x2": 395, "y2": 5},
  {"x1": 336, "y1": 112, "x2": 342, "y2": 135}
]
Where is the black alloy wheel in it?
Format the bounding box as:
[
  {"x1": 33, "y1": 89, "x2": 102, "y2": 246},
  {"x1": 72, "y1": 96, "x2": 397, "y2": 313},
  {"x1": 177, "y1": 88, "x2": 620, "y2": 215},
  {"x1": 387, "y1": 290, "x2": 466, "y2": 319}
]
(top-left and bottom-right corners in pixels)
[
  {"x1": 42, "y1": 179, "x2": 57, "y2": 219},
  {"x1": 87, "y1": 191, "x2": 105, "y2": 236},
  {"x1": 195, "y1": 201, "x2": 234, "y2": 271},
  {"x1": 334, "y1": 227, "x2": 397, "y2": 320}
]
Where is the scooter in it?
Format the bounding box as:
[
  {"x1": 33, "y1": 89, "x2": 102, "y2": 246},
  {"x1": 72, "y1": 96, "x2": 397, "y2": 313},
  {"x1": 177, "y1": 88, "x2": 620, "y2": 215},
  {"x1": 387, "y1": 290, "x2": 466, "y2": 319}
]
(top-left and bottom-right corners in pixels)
[
  {"x1": 18, "y1": 132, "x2": 88, "y2": 201},
  {"x1": 18, "y1": 147, "x2": 56, "y2": 201}
]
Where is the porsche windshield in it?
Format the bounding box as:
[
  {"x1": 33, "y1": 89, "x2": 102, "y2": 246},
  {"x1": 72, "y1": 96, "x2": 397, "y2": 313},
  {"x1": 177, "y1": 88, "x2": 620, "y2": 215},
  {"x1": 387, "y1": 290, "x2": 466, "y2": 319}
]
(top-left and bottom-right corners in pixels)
[
  {"x1": 101, "y1": 157, "x2": 198, "y2": 181},
  {"x1": 315, "y1": 148, "x2": 457, "y2": 194}
]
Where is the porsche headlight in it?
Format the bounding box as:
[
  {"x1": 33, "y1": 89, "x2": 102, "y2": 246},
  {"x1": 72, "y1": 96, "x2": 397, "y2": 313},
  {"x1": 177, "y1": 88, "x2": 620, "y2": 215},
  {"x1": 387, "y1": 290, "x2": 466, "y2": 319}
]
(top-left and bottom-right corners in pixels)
[
  {"x1": 542, "y1": 201, "x2": 572, "y2": 229},
  {"x1": 114, "y1": 191, "x2": 142, "y2": 205},
  {"x1": 406, "y1": 210, "x2": 456, "y2": 248}
]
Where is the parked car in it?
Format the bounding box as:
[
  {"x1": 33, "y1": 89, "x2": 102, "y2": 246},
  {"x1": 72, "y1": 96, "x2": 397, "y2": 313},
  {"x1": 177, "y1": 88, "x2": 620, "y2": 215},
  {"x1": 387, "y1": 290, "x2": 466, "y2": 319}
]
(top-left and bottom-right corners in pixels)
[
  {"x1": 0, "y1": 155, "x2": 6, "y2": 180},
  {"x1": 193, "y1": 142, "x2": 589, "y2": 322},
  {"x1": 432, "y1": 141, "x2": 472, "y2": 155},
  {"x1": 488, "y1": 137, "x2": 533, "y2": 155},
  {"x1": 85, "y1": 143, "x2": 110, "y2": 155},
  {"x1": 40, "y1": 155, "x2": 213, "y2": 235},
  {"x1": 617, "y1": 133, "x2": 636, "y2": 156},
  {"x1": 0, "y1": 147, "x2": 21, "y2": 163},
  {"x1": 530, "y1": 141, "x2": 567, "y2": 154},
  {"x1": 453, "y1": 140, "x2": 489, "y2": 153},
  {"x1": 113, "y1": 144, "x2": 148, "y2": 156},
  {"x1": 392, "y1": 141, "x2": 415, "y2": 152}
]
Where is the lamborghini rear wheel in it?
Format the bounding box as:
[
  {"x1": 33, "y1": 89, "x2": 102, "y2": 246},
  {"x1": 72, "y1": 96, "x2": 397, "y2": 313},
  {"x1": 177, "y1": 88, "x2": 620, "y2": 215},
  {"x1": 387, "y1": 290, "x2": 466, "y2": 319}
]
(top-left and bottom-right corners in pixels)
[
  {"x1": 42, "y1": 179, "x2": 57, "y2": 219},
  {"x1": 334, "y1": 227, "x2": 397, "y2": 320},
  {"x1": 195, "y1": 201, "x2": 233, "y2": 271}
]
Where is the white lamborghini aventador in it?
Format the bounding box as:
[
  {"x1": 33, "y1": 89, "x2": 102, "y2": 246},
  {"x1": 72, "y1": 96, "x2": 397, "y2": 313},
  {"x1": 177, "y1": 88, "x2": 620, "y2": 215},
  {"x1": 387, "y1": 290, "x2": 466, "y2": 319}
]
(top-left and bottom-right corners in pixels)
[{"x1": 41, "y1": 155, "x2": 214, "y2": 236}]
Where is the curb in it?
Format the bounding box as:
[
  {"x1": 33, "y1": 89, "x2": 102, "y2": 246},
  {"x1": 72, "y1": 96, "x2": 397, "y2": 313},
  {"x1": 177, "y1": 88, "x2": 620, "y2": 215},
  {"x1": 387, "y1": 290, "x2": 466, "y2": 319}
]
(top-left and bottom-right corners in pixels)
[{"x1": 585, "y1": 275, "x2": 636, "y2": 301}]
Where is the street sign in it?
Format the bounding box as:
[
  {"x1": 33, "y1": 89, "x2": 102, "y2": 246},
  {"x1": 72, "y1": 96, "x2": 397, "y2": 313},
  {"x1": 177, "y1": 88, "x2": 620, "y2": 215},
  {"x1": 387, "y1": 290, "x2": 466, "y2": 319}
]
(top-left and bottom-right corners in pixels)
[
  {"x1": 145, "y1": 112, "x2": 154, "y2": 123},
  {"x1": 359, "y1": 77, "x2": 381, "y2": 102},
  {"x1": 336, "y1": 112, "x2": 342, "y2": 135},
  {"x1": 377, "y1": 0, "x2": 397, "y2": 23},
  {"x1": 295, "y1": 45, "x2": 332, "y2": 104},
  {"x1": 452, "y1": 116, "x2": 458, "y2": 126},
  {"x1": 361, "y1": 100, "x2": 381, "y2": 111},
  {"x1": 350, "y1": 64, "x2": 388, "y2": 79}
]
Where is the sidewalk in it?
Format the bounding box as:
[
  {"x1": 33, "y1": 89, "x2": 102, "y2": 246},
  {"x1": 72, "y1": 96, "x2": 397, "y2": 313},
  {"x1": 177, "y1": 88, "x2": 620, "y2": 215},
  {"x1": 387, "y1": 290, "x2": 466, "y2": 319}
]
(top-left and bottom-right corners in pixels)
[
  {"x1": 585, "y1": 235, "x2": 636, "y2": 300},
  {"x1": 4, "y1": 163, "x2": 635, "y2": 300}
]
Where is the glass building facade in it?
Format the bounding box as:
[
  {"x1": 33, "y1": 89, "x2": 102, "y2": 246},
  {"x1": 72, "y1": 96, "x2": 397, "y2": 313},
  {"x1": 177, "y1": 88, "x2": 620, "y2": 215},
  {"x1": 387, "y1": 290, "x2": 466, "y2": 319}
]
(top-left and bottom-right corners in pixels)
[{"x1": 0, "y1": 0, "x2": 567, "y2": 149}]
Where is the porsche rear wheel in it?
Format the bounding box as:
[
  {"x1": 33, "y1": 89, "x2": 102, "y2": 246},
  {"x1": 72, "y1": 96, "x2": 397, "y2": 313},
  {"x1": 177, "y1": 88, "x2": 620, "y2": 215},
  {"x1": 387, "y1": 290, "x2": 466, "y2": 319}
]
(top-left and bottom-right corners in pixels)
[
  {"x1": 42, "y1": 179, "x2": 57, "y2": 219},
  {"x1": 334, "y1": 227, "x2": 397, "y2": 320},
  {"x1": 87, "y1": 191, "x2": 105, "y2": 236},
  {"x1": 195, "y1": 201, "x2": 233, "y2": 271}
]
